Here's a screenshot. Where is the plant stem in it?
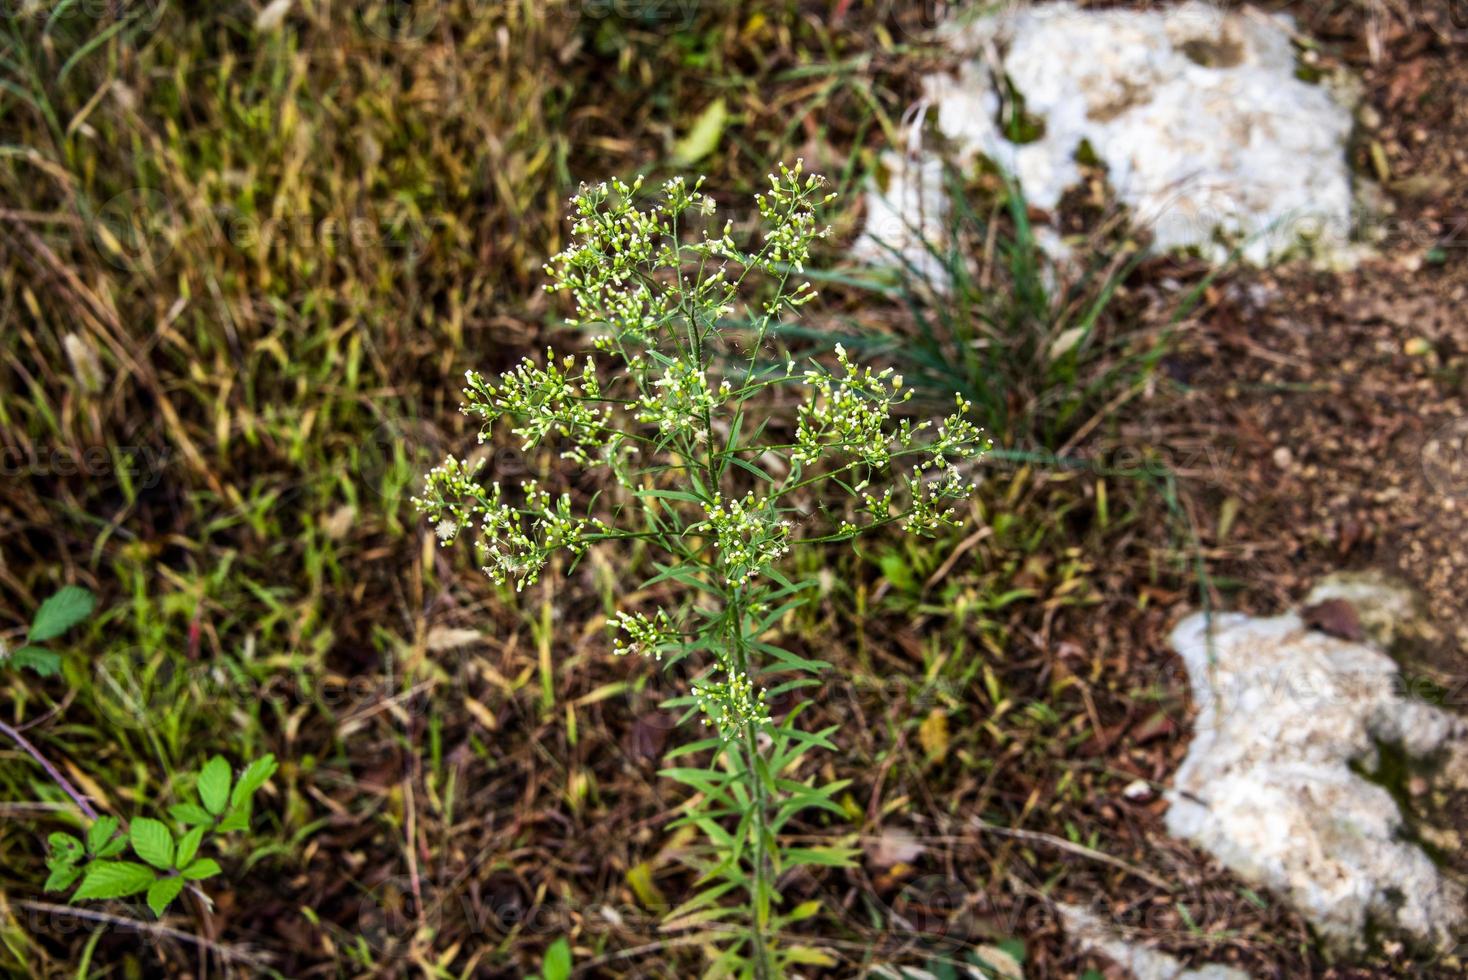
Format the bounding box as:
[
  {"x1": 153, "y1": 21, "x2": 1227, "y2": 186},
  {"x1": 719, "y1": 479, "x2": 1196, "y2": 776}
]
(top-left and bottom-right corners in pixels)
[
  {"x1": 0, "y1": 719, "x2": 99, "y2": 820},
  {"x1": 728, "y1": 594, "x2": 776, "y2": 980}
]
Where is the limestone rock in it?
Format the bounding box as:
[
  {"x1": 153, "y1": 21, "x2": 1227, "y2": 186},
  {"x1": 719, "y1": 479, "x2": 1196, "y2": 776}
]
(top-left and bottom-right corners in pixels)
[
  {"x1": 1166, "y1": 609, "x2": 1467, "y2": 953},
  {"x1": 858, "y1": 2, "x2": 1365, "y2": 275},
  {"x1": 1059, "y1": 902, "x2": 1252, "y2": 980},
  {"x1": 1304, "y1": 570, "x2": 1428, "y2": 651}
]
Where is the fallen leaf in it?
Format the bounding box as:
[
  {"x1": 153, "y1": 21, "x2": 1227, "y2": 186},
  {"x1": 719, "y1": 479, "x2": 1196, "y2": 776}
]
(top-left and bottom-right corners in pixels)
[
  {"x1": 672, "y1": 97, "x2": 727, "y2": 166},
  {"x1": 462, "y1": 697, "x2": 497, "y2": 731},
  {"x1": 427, "y1": 627, "x2": 484, "y2": 652},
  {"x1": 627, "y1": 712, "x2": 670, "y2": 761},
  {"x1": 973, "y1": 943, "x2": 1025, "y2": 980},
  {"x1": 865, "y1": 829, "x2": 925, "y2": 869},
  {"x1": 625, "y1": 861, "x2": 666, "y2": 911},
  {"x1": 1302, "y1": 598, "x2": 1364, "y2": 642},
  {"x1": 918, "y1": 708, "x2": 949, "y2": 763},
  {"x1": 321, "y1": 505, "x2": 355, "y2": 540},
  {"x1": 255, "y1": 0, "x2": 294, "y2": 32},
  {"x1": 1129, "y1": 711, "x2": 1175, "y2": 745},
  {"x1": 1048, "y1": 325, "x2": 1088, "y2": 361},
  {"x1": 1216, "y1": 495, "x2": 1241, "y2": 542}
]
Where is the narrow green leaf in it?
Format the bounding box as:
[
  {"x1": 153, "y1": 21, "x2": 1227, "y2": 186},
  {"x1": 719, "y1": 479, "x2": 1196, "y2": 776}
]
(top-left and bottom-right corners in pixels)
[
  {"x1": 633, "y1": 488, "x2": 704, "y2": 504},
  {"x1": 56, "y1": 17, "x2": 132, "y2": 86},
  {"x1": 541, "y1": 937, "x2": 573, "y2": 980},
  {"x1": 751, "y1": 641, "x2": 829, "y2": 674},
  {"x1": 71, "y1": 861, "x2": 156, "y2": 901},
  {"x1": 762, "y1": 678, "x2": 821, "y2": 698},
  {"x1": 782, "y1": 846, "x2": 859, "y2": 868},
  {"x1": 660, "y1": 737, "x2": 724, "y2": 761},
  {"x1": 671, "y1": 97, "x2": 727, "y2": 166},
  {"x1": 724, "y1": 455, "x2": 777, "y2": 484},
  {"x1": 663, "y1": 881, "x2": 740, "y2": 923},
  {"x1": 27, "y1": 586, "x2": 95, "y2": 643}
]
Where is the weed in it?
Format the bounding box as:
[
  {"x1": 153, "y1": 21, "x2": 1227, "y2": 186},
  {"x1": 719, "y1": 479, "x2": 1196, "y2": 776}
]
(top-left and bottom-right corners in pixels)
[{"x1": 414, "y1": 166, "x2": 989, "y2": 976}]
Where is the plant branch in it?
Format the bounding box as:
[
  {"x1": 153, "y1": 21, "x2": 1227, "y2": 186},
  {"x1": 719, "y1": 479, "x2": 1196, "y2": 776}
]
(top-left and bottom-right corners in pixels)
[
  {"x1": 0, "y1": 719, "x2": 98, "y2": 820},
  {"x1": 727, "y1": 593, "x2": 777, "y2": 980}
]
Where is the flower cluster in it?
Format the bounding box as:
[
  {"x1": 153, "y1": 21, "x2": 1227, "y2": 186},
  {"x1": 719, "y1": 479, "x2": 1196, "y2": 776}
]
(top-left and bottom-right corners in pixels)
[
  {"x1": 611, "y1": 608, "x2": 680, "y2": 660},
  {"x1": 462, "y1": 352, "x2": 607, "y2": 463},
  {"x1": 754, "y1": 160, "x2": 835, "y2": 275},
  {"x1": 413, "y1": 455, "x2": 488, "y2": 537},
  {"x1": 697, "y1": 493, "x2": 791, "y2": 587},
  {"x1": 927, "y1": 395, "x2": 991, "y2": 464},
  {"x1": 413, "y1": 467, "x2": 599, "y2": 593},
  {"x1": 795, "y1": 344, "x2": 915, "y2": 468},
  {"x1": 693, "y1": 670, "x2": 770, "y2": 736},
  {"x1": 637, "y1": 359, "x2": 729, "y2": 442},
  {"x1": 901, "y1": 464, "x2": 978, "y2": 537},
  {"x1": 542, "y1": 176, "x2": 673, "y2": 348},
  {"x1": 544, "y1": 175, "x2": 745, "y2": 354}
]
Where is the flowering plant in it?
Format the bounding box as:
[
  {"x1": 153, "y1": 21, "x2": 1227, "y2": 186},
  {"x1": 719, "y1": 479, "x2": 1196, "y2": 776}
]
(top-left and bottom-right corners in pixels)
[{"x1": 416, "y1": 164, "x2": 987, "y2": 977}]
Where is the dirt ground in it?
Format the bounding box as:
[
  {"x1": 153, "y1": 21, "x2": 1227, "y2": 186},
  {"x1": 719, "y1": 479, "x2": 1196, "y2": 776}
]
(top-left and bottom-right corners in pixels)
[
  {"x1": 221, "y1": 5, "x2": 1468, "y2": 977},
  {"x1": 6, "y1": 2, "x2": 1468, "y2": 977},
  {"x1": 1071, "y1": 3, "x2": 1468, "y2": 975}
]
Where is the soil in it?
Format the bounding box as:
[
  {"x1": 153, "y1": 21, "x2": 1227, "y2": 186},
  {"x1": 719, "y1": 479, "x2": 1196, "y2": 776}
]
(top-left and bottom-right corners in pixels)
[{"x1": 1074, "y1": 2, "x2": 1468, "y2": 975}]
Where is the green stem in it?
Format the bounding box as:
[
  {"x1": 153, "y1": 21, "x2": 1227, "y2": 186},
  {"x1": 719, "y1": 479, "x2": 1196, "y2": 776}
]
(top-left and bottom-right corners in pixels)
[{"x1": 728, "y1": 593, "x2": 777, "y2": 980}]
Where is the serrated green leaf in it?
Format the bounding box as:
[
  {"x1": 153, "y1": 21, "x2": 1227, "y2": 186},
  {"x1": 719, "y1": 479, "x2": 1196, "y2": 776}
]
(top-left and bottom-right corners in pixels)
[
  {"x1": 169, "y1": 802, "x2": 212, "y2": 826},
  {"x1": 96, "y1": 835, "x2": 128, "y2": 858},
  {"x1": 71, "y1": 861, "x2": 155, "y2": 901},
  {"x1": 197, "y1": 756, "x2": 231, "y2": 815},
  {"x1": 86, "y1": 816, "x2": 120, "y2": 856},
  {"x1": 27, "y1": 586, "x2": 95, "y2": 643},
  {"x1": 174, "y1": 826, "x2": 205, "y2": 870},
  {"x1": 8, "y1": 646, "x2": 61, "y2": 676},
  {"x1": 46, "y1": 833, "x2": 82, "y2": 870},
  {"x1": 129, "y1": 818, "x2": 174, "y2": 870},
  {"x1": 44, "y1": 864, "x2": 81, "y2": 893},
  {"x1": 180, "y1": 858, "x2": 220, "y2": 881},
  {"x1": 229, "y1": 754, "x2": 278, "y2": 809},
  {"x1": 146, "y1": 876, "x2": 184, "y2": 917}
]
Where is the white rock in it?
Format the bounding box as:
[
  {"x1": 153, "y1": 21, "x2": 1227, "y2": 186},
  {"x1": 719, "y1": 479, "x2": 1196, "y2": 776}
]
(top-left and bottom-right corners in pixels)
[
  {"x1": 858, "y1": 2, "x2": 1365, "y2": 275},
  {"x1": 1122, "y1": 778, "x2": 1155, "y2": 802},
  {"x1": 853, "y1": 150, "x2": 952, "y2": 287},
  {"x1": 1059, "y1": 902, "x2": 1251, "y2": 980},
  {"x1": 1166, "y1": 610, "x2": 1467, "y2": 953}
]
